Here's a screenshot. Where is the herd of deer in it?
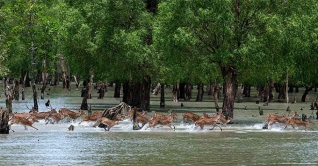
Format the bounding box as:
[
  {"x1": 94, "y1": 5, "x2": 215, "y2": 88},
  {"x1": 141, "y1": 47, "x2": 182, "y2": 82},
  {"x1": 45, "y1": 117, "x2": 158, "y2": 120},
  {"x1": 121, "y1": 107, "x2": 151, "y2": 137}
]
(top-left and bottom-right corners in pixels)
[
  {"x1": 7, "y1": 106, "x2": 315, "y2": 132},
  {"x1": 263, "y1": 111, "x2": 315, "y2": 130}
]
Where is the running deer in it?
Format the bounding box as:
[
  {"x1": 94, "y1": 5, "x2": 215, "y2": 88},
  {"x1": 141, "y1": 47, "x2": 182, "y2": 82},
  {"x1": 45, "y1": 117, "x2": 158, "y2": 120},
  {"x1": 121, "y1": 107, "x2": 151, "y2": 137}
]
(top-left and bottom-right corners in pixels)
[
  {"x1": 129, "y1": 108, "x2": 147, "y2": 122},
  {"x1": 9, "y1": 116, "x2": 39, "y2": 131},
  {"x1": 284, "y1": 119, "x2": 315, "y2": 130},
  {"x1": 59, "y1": 108, "x2": 86, "y2": 121},
  {"x1": 45, "y1": 113, "x2": 65, "y2": 124},
  {"x1": 182, "y1": 112, "x2": 200, "y2": 124},
  {"x1": 78, "y1": 111, "x2": 102, "y2": 124},
  {"x1": 265, "y1": 111, "x2": 299, "y2": 128},
  {"x1": 194, "y1": 113, "x2": 223, "y2": 131},
  {"x1": 98, "y1": 117, "x2": 119, "y2": 131},
  {"x1": 219, "y1": 115, "x2": 233, "y2": 126},
  {"x1": 145, "y1": 112, "x2": 178, "y2": 131},
  {"x1": 32, "y1": 108, "x2": 58, "y2": 121}
]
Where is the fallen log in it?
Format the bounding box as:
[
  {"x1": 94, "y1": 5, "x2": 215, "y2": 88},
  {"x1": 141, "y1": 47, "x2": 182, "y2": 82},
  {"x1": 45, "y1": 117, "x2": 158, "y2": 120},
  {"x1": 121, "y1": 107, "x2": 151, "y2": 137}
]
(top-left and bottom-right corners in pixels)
[{"x1": 92, "y1": 102, "x2": 132, "y2": 129}]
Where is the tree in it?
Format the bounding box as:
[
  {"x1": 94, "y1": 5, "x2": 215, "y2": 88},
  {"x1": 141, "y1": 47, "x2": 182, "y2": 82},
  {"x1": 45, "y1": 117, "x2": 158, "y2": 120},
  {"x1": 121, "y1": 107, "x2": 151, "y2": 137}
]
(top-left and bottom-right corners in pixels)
[{"x1": 154, "y1": 0, "x2": 318, "y2": 118}]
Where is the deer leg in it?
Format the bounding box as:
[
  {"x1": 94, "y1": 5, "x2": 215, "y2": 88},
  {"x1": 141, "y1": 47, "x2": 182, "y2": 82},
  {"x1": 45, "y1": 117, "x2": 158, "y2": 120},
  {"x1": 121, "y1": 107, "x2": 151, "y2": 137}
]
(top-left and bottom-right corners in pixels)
[
  {"x1": 167, "y1": 124, "x2": 175, "y2": 131},
  {"x1": 101, "y1": 122, "x2": 109, "y2": 131},
  {"x1": 216, "y1": 124, "x2": 222, "y2": 131},
  {"x1": 30, "y1": 125, "x2": 38, "y2": 130}
]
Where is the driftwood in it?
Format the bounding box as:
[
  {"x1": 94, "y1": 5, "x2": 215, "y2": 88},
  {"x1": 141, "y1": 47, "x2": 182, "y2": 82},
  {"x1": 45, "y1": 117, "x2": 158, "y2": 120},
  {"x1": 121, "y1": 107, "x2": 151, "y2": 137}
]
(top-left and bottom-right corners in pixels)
[
  {"x1": 0, "y1": 109, "x2": 10, "y2": 134},
  {"x1": 93, "y1": 102, "x2": 131, "y2": 128}
]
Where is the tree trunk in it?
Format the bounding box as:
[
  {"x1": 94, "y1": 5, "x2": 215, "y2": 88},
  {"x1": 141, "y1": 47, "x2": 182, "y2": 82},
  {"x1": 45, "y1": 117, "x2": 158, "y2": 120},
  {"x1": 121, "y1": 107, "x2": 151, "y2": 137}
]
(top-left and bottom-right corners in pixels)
[
  {"x1": 60, "y1": 55, "x2": 67, "y2": 89},
  {"x1": 51, "y1": 59, "x2": 59, "y2": 86},
  {"x1": 88, "y1": 74, "x2": 94, "y2": 99},
  {"x1": 236, "y1": 85, "x2": 243, "y2": 103},
  {"x1": 13, "y1": 78, "x2": 19, "y2": 101},
  {"x1": 172, "y1": 84, "x2": 179, "y2": 102},
  {"x1": 114, "y1": 82, "x2": 121, "y2": 98},
  {"x1": 185, "y1": 82, "x2": 192, "y2": 100},
  {"x1": 243, "y1": 84, "x2": 251, "y2": 97},
  {"x1": 74, "y1": 76, "x2": 79, "y2": 90},
  {"x1": 277, "y1": 83, "x2": 286, "y2": 102},
  {"x1": 213, "y1": 79, "x2": 220, "y2": 112},
  {"x1": 41, "y1": 59, "x2": 48, "y2": 99},
  {"x1": 67, "y1": 63, "x2": 71, "y2": 90},
  {"x1": 301, "y1": 86, "x2": 312, "y2": 102},
  {"x1": 286, "y1": 70, "x2": 289, "y2": 103},
  {"x1": 0, "y1": 109, "x2": 9, "y2": 134},
  {"x1": 21, "y1": 73, "x2": 27, "y2": 100},
  {"x1": 80, "y1": 84, "x2": 88, "y2": 110},
  {"x1": 179, "y1": 83, "x2": 186, "y2": 99},
  {"x1": 160, "y1": 83, "x2": 165, "y2": 108},
  {"x1": 5, "y1": 78, "x2": 13, "y2": 113},
  {"x1": 122, "y1": 76, "x2": 151, "y2": 110},
  {"x1": 98, "y1": 82, "x2": 105, "y2": 99},
  {"x1": 221, "y1": 66, "x2": 237, "y2": 118},
  {"x1": 195, "y1": 83, "x2": 204, "y2": 102},
  {"x1": 32, "y1": 84, "x2": 38, "y2": 111}
]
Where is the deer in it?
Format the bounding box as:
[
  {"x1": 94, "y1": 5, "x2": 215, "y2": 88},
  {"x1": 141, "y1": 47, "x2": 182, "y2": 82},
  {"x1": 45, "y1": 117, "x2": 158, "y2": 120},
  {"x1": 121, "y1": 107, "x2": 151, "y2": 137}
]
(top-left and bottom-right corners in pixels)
[
  {"x1": 152, "y1": 110, "x2": 175, "y2": 120},
  {"x1": 265, "y1": 111, "x2": 299, "y2": 129},
  {"x1": 218, "y1": 115, "x2": 233, "y2": 126},
  {"x1": 128, "y1": 108, "x2": 147, "y2": 122},
  {"x1": 10, "y1": 112, "x2": 32, "y2": 119},
  {"x1": 9, "y1": 116, "x2": 39, "y2": 131},
  {"x1": 182, "y1": 112, "x2": 200, "y2": 124},
  {"x1": 284, "y1": 119, "x2": 315, "y2": 130},
  {"x1": 45, "y1": 112, "x2": 65, "y2": 124},
  {"x1": 78, "y1": 111, "x2": 103, "y2": 124},
  {"x1": 145, "y1": 112, "x2": 178, "y2": 131},
  {"x1": 32, "y1": 108, "x2": 58, "y2": 121},
  {"x1": 98, "y1": 117, "x2": 119, "y2": 131},
  {"x1": 59, "y1": 108, "x2": 86, "y2": 121},
  {"x1": 134, "y1": 113, "x2": 151, "y2": 129},
  {"x1": 194, "y1": 113, "x2": 223, "y2": 131}
]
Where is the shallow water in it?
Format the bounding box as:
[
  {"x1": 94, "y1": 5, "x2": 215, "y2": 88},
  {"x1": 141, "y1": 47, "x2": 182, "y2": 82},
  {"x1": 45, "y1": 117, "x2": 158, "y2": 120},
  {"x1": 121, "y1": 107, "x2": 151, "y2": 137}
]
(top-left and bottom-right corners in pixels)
[
  {"x1": 2, "y1": 119, "x2": 318, "y2": 166},
  {"x1": 1, "y1": 85, "x2": 318, "y2": 165}
]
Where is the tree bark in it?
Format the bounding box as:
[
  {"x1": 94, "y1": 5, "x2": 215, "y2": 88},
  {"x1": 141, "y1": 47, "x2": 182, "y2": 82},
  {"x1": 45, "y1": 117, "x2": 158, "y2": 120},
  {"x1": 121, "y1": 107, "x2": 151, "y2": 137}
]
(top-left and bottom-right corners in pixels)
[
  {"x1": 286, "y1": 69, "x2": 289, "y2": 103},
  {"x1": 195, "y1": 83, "x2": 204, "y2": 102},
  {"x1": 88, "y1": 74, "x2": 94, "y2": 99},
  {"x1": 243, "y1": 84, "x2": 251, "y2": 97},
  {"x1": 5, "y1": 78, "x2": 13, "y2": 113},
  {"x1": 221, "y1": 66, "x2": 237, "y2": 118},
  {"x1": 172, "y1": 84, "x2": 179, "y2": 102},
  {"x1": 41, "y1": 59, "x2": 48, "y2": 99},
  {"x1": 60, "y1": 55, "x2": 67, "y2": 89},
  {"x1": 0, "y1": 109, "x2": 9, "y2": 134},
  {"x1": 213, "y1": 79, "x2": 220, "y2": 112},
  {"x1": 179, "y1": 83, "x2": 186, "y2": 99},
  {"x1": 160, "y1": 83, "x2": 165, "y2": 108},
  {"x1": 114, "y1": 82, "x2": 121, "y2": 98},
  {"x1": 80, "y1": 84, "x2": 88, "y2": 110},
  {"x1": 122, "y1": 76, "x2": 151, "y2": 110},
  {"x1": 13, "y1": 78, "x2": 19, "y2": 101},
  {"x1": 301, "y1": 86, "x2": 312, "y2": 102},
  {"x1": 185, "y1": 82, "x2": 192, "y2": 100},
  {"x1": 32, "y1": 84, "x2": 38, "y2": 111},
  {"x1": 74, "y1": 76, "x2": 79, "y2": 90},
  {"x1": 277, "y1": 83, "x2": 286, "y2": 102}
]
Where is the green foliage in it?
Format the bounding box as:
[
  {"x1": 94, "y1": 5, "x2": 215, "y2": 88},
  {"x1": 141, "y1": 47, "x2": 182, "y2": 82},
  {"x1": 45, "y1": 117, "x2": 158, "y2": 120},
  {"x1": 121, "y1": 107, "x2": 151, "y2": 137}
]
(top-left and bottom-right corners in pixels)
[{"x1": 1, "y1": 0, "x2": 318, "y2": 87}]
